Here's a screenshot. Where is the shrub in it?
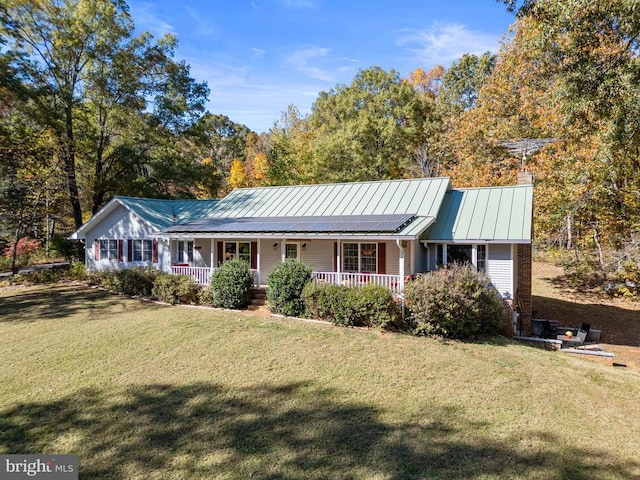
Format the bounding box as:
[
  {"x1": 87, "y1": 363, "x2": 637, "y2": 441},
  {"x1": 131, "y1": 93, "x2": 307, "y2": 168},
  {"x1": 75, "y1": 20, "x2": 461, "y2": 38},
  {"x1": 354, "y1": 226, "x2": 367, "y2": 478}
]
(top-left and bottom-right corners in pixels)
[
  {"x1": 302, "y1": 282, "x2": 402, "y2": 329},
  {"x1": 49, "y1": 234, "x2": 80, "y2": 261},
  {"x1": 210, "y1": 258, "x2": 253, "y2": 309},
  {"x1": 303, "y1": 282, "x2": 351, "y2": 324},
  {"x1": 404, "y1": 263, "x2": 507, "y2": 339},
  {"x1": 152, "y1": 273, "x2": 200, "y2": 305},
  {"x1": 198, "y1": 286, "x2": 215, "y2": 306},
  {"x1": 267, "y1": 260, "x2": 312, "y2": 316},
  {"x1": 90, "y1": 267, "x2": 156, "y2": 297},
  {"x1": 2, "y1": 262, "x2": 86, "y2": 285},
  {"x1": 68, "y1": 261, "x2": 86, "y2": 279},
  {"x1": 347, "y1": 284, "x2": 401, "y2": 328}
]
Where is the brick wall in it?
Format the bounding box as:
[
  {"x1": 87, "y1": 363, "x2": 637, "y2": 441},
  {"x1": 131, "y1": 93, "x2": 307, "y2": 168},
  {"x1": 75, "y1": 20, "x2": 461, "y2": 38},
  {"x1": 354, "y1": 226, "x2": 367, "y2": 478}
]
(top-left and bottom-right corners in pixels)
[{"x1": 516, "y1": 243, "x2": 533, "y2": 336}]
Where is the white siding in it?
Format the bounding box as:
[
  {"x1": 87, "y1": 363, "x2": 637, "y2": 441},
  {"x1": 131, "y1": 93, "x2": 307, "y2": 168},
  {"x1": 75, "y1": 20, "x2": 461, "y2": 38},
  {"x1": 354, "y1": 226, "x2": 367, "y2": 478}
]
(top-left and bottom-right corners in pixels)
[
  {"x1": 84, "y1": 205, "x2": 170, "y2": 273},
  {"x1": 298, "y1": 240, "x2": 334, "y2": 272},
  {"x1": 413, "y1": 240, "x2": 426, "y2": 273},
  {"x1": 259, "y1": 240, "x2": 282, "y2": 281},
  {"x1": 193, "y1": 239, "x2": 211, "y2": 268},
  {"x1": 487, "y1": 244, "x2": 513, "y2": 299}
]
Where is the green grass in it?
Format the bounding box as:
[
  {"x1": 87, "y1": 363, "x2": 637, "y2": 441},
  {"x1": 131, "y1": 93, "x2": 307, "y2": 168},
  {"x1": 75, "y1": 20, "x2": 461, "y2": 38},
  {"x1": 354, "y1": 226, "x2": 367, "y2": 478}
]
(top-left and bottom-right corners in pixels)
[{"x1": 1, "y1": 284, "x2": 640, "y2": 479}]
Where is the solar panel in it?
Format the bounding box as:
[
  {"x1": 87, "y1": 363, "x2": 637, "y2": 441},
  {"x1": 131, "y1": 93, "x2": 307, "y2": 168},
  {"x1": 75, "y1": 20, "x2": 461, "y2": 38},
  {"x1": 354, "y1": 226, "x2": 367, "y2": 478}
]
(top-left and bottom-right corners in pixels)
[{"x1": 164, "y1": 214, "x2": 417, "y2": 234}]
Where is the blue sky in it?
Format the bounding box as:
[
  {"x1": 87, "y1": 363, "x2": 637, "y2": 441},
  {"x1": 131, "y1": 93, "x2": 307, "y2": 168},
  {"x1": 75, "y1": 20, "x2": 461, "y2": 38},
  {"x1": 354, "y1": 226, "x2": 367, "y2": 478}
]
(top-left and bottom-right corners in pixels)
[{"x1": 128, "y1": 0, "x2": 516, "y2": 133}]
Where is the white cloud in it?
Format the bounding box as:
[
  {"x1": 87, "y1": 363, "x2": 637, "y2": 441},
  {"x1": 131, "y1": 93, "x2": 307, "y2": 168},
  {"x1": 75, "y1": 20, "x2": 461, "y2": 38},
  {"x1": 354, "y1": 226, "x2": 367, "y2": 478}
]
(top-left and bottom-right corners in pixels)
[
  {"x1": 251, "y1": 48, "x2": 266, "y2": 59},
  {"x1": 283, "y1": 46, "x2": 336, "y2": 82},
  {"x1": 396, "y1": 22, "x2": 501, "y2": 66},
  {"x1": 129, "y1": 2, "x2": 176, "y2": 38}
]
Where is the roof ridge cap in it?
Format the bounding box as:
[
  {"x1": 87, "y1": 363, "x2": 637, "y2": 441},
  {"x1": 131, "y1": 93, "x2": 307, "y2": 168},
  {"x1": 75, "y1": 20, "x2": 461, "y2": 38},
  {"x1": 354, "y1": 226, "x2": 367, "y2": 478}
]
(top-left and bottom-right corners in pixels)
[{"x1": 228, "y1": 177, "x2": 452, "y2": 192}]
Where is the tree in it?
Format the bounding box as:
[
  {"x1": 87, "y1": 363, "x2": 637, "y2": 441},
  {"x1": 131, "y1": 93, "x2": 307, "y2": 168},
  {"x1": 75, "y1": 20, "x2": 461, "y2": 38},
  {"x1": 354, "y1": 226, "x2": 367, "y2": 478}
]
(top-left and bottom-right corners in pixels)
[
  {"x1": 226, "y1": 158, "x2": 247, "y2": 191},
  {"x1": 308, "y1": 67, "x2": 431, "y2": 182},
  {"x1": 249, "y1": 152, "x2": 269, "y2": 187},
  {"x1": 267, "y1": 105, "x2": 315, "y2": 185},
  {"x1": 1, "y1": 0, "x2": 209, "y2": 226},
  {"x1": 437, "y1": 52, "x2": 496, "y2": 115},
  {"x1": 498, "y1": 0, "x2": 640, "y2": 251},
  {"x1": 0, "y1": 113, "x2": 60, "y2": 273}
]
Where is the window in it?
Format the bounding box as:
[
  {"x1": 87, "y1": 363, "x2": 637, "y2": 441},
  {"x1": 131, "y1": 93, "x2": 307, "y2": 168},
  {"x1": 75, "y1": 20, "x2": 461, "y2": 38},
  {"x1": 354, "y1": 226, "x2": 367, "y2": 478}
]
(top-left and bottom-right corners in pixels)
[
  {"x1": 343, "y1": 243, "x2": 359, "y2": 272},
  {"x1": 133, "y1": 240, "x2": 153, "y2": 262},
  {"x1": 285, "y1": 243, "x2": 298, "y2": 260},
  {"x1": 447, "y1": 244, "x2": 473, "y2": 265},
  {"x1": 99, "y1": 239, "x2": 118, "y2": 260},
  {"x1": 360, "y1": 243, "x2": 377, "y2": 272},
  {"x1": 477, "y1": 245, "x2": 486, "y2": 272},
  {"x1": 434, "y1": 244, "x2": 487, "y2": 272},
  {"x1": 177, "y1": 241, "x2": 194, "y2": 264},
  {"x1": 342, "y1": 242, "x2": 377, "y2": 273},
  {"x1": 436, "y1": 244, "x2": 444, "y2": 267},
  {"x1": 224, "y1": 242, "x2": 250, "y2": 263}
]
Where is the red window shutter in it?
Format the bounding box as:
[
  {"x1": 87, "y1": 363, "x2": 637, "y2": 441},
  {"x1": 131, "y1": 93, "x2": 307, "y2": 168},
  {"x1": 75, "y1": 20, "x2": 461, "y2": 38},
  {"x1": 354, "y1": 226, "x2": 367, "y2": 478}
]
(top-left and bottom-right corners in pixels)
[
  {"x1": 127, "y1": 240, "x2": 133, "y2": 262},
  {"x1": 377, "y1": 242, "x2": 386, "y2": 274},
  {"x1": 333, "y1": 242, "x2": 337, "y2": 271},
  {"x1": 217, "y1": 241, "x2": 224, "y2": 266},
  {"x1": 117, "y1": 240, "x2": 123, "y2": 262},
  {"x1": 94, "y1": 240, "x2": 99, "y2": 261},
  {"x1": 152, "y1": 239, "x2": 159, "y2": 263},
  {"x1": 250, "y1": 241, "x2": 258, "y2": 269}
]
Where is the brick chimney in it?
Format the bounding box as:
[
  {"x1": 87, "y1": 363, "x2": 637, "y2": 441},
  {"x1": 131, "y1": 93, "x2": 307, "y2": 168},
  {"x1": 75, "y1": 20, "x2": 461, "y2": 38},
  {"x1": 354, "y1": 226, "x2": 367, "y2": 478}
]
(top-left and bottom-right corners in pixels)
[
  {"x1": 515, "y1": 169, "x2": 533, "y2": 336},
  {"x1": 517, "y1": 170, "x2": 533, "y2": 185}
]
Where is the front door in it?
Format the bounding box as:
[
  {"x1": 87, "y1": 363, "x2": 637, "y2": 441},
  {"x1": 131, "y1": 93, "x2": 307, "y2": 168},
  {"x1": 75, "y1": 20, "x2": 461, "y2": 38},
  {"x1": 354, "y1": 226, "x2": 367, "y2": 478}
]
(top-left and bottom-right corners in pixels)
[{"x1": 285, "y1": 242, "x2": 299, "y2": 261}]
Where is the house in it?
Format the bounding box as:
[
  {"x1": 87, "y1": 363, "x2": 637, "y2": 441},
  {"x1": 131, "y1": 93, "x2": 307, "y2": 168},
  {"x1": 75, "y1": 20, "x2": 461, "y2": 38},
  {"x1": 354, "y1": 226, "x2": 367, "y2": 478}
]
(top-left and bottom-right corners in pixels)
[
  {"x1": 69, "y1": 197, "x2": 220, "y2": 275},
  {"x1": 71, "y1": 176, "x2": 534, "y2": 333}
]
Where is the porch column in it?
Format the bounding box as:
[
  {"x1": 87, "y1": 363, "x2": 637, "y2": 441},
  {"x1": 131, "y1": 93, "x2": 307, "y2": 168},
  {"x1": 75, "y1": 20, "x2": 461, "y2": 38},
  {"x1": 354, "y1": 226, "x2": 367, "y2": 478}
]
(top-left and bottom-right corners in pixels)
[
  {"x1": 336, "y1": 239, "x2": 341, "y2": 284},
  {"x1": 396, "y1": 239, "x2": 405, "y2": 292},
  {"x1": 257, "y1": 240, "x2": 261, "y2": 285},
  {"x1": 210, "y1": 238, "x2": 215, "y2": 276},
  {"x1": 281, "y1": 239, "x2": 286, "y2": 262}
]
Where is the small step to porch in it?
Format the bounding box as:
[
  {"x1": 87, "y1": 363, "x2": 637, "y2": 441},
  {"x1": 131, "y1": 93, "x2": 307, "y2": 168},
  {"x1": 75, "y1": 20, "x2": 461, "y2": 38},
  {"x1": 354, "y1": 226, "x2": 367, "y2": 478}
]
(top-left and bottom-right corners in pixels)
[{"x1": 247, "y1": 287, "x2": 269, "y2": 312}]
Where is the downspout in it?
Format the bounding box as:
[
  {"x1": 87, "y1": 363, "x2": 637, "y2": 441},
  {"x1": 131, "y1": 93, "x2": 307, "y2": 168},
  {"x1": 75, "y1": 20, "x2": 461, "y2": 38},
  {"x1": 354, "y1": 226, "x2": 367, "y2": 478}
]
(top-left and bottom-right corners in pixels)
[
  {"x1": 396, "y1": 239, "x2": 405, "y2": 292},
  {"x1": 396, "y1": 239, "x2": 406, "y2": 321}
]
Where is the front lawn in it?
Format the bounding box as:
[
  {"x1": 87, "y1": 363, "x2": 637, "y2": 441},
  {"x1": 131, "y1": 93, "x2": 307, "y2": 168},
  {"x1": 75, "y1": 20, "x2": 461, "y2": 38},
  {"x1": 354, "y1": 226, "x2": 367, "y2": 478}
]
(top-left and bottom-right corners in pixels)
[{"x1": 1, "y1": 284, "x2": 639, "y2": 479}]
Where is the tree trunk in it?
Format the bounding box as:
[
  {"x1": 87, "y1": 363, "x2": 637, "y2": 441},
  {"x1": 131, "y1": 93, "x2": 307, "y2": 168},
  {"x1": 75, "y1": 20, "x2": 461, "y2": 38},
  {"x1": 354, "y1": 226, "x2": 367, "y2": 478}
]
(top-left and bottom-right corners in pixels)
[
  {"x1": 593, "y1": 223, "x2": 605, "y2": 271},
  {"x1": 63, "y1": 106, "x2": 83, "y2": 229},
  {"x1": 566, "y1": 212, "x2": 573, "y2": 250},
  {"x1": 10, "y1": 235, "x2": 20, "y2": 275}
]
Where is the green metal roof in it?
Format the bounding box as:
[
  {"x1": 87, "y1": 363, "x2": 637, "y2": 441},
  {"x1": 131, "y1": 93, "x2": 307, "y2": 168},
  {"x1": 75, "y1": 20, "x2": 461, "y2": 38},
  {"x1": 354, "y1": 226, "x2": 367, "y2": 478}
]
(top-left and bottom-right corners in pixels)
[
  {"x1": 160, "y1": 178, "x2": 451, "y2": 238},
  {"x1": 70, "y1": 196, "x2": 220, "y2": 238},
  {"x1": 212, "y1": 177, "x2": 451, "y2": 218},
  {"x1": 424, "y1": 185, "x2": 533, "y2": 243},
  {"x1": 116, "y1": 196, "x2": 220, "y2": 229}
]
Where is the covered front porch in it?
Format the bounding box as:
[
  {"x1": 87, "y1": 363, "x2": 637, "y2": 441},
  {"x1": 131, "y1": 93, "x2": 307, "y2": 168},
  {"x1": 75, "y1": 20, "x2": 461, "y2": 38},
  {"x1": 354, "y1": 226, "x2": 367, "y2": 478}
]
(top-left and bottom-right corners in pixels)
[
  {"x1": 167, "y1": 237, "x2": 411, "y2": 294},
  {"x1": 170, "y1": 265, "x2": 403, "y2": 292}
]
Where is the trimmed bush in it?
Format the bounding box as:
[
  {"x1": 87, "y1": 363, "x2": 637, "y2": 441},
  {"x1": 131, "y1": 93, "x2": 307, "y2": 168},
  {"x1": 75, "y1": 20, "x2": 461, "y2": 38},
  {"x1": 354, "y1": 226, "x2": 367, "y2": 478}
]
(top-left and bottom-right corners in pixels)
[
  {"x1": 347, "y1": 284, "x2": 401, "y2": 328},
  {"x1": 302, "y1": 282, "x2": 402, "y2": 328},
  {"x1": 404, "y1": 263, "x2": 507, "y2": 339},
  {"x1": 152, "y1": 273, "x2": 200, "y2": 305},
  {"x1": 267, "y1": 260, "x2": 312, "y2": 316},
  {"x1": 210, "y1": 258, "x2": 253, "y2": 309},
  {"x1": 90, "y1": 267, "x2": 156, "y2": 296},
  {"x1": 303, "y1": 282, "x2": 351, "y2": 324}
]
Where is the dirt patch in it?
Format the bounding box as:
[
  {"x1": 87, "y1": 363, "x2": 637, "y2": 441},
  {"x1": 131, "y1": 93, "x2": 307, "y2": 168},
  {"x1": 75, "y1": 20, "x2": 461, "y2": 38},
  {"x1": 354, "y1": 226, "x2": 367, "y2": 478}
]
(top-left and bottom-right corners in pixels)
[{"x1": 532, "y1": 261, "x2": 640, "y2": 372}]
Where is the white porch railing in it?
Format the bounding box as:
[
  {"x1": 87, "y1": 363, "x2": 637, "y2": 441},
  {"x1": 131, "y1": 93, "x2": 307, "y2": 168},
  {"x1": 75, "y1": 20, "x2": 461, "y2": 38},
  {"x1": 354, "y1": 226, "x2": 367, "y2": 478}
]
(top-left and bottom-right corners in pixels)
[
  {"x1": 171, "y1": 266, "x2": 400, "y2": 292},
  {"x1": 311, "y1": 271, "x2": 402, "y2": 293},
  {"x1": 171, "y1": 266, "x2": 213, "y2": 285},
  {"x1": 171, "y1": 266, "x2": 260, "y2": 286}
]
